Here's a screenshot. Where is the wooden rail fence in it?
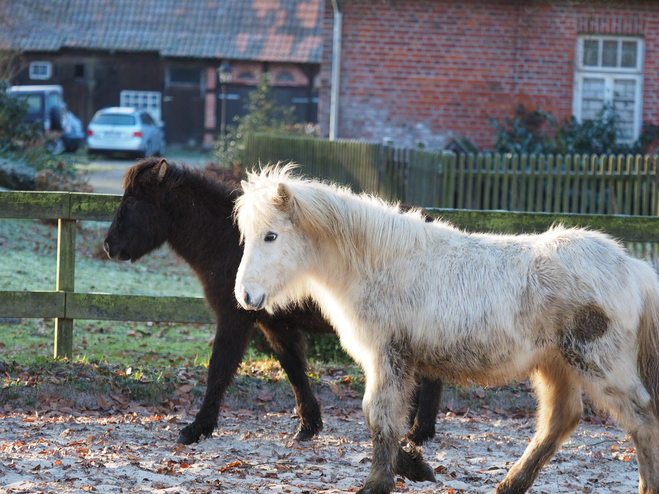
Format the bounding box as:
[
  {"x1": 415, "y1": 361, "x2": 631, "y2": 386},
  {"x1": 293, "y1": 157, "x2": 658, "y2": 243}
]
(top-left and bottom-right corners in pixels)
[
  {"x1": 0, "y1": 191, "x2": 214, "y2": 359},
  {"x1": 245, "y1": 134, "x2": 659, "y2": 215},
  {"x1": 3, "y1": 191, "x2": 659, "y2": 359}
]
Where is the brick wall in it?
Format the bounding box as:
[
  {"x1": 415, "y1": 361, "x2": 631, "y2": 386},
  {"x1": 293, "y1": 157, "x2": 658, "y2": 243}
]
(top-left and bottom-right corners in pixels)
[{"x1": 318, "y1": 0, "x2": 659, "y2": 150}]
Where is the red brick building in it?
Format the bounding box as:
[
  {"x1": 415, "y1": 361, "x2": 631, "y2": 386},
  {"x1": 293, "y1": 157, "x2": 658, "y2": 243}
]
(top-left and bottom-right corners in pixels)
[{"x1": 318, "y1": 0, "x2": 659, "y2": 150}]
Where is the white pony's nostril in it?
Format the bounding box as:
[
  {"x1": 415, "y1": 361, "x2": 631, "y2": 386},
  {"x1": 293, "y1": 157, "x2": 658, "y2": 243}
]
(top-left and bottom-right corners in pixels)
[{"x1": 238, "y1": 287, "x2": 265, "y2": 310}]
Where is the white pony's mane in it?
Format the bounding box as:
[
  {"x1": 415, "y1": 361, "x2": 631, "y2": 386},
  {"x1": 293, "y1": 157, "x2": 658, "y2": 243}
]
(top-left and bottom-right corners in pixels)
[{"x1": 236, "y1": 164, "x2": 439, "y2": 270}]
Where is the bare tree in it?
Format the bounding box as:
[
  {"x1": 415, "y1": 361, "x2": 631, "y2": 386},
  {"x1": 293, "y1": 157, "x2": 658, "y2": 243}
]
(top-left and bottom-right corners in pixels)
[{"x1": 0, "y1": 49, "x2": 26, "y2": 82}]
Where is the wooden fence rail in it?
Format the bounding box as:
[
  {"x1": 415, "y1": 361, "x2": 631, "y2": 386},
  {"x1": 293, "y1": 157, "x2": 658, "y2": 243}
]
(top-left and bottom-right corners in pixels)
[
  {"x1": 245, "y1": 134, "x2": 659, "y2": 215},
  {"x1": 3, "y1": 191, "x2": 659, "y2": 359},
  {"x1": 0, "y1": 191, "x2": 214, "y2": 359}
]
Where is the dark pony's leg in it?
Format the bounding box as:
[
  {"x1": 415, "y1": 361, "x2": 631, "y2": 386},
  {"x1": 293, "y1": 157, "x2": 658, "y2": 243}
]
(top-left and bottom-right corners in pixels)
[
  {"x1": 495, "y1": 363, "x2": 582, "y2": 494},
  {"x1": 406, "y1": 375, "x2": 443, "y2": 445},
  {"x1": 407, "y1": 379, "x2": 421, "y2": 428},
  {"x1": 257, "y1": 319, "x2": 323, "y2": 440},
  {"x1": 177, "y1": 310, "x2": 255, "y2": 445}
]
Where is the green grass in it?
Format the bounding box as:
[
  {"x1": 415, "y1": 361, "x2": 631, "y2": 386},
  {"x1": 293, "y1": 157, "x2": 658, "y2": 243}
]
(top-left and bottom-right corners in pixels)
[
  {"x1": 0, "y1": 217, "x2": 215, "y2": 370},
  {"x1": 1, "y1": 317, "x2": 214, "y2": 368},
  {"x1": 0, "y1": 218, "x2": 204, "y2": 296}
]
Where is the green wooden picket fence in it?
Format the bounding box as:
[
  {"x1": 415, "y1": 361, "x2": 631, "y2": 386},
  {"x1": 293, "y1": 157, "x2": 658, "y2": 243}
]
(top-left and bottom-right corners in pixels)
[{"x1": 244, "y1": 134, "x2": 659, "y2": 216}]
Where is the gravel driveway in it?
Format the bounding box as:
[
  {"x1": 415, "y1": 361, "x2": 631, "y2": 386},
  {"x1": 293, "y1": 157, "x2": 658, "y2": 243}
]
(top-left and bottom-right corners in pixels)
[{"x1": 84, "y1": 153, "x2": 211, "y2": 194}]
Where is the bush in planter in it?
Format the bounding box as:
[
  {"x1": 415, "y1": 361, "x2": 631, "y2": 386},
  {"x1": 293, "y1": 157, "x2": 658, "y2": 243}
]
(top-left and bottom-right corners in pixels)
[
  {"x1": 492, "y1": 104, "x2": 659, "y2": 156},
  {"x1": 491, "y1": 105, "x2": 554, "y2": 155}
]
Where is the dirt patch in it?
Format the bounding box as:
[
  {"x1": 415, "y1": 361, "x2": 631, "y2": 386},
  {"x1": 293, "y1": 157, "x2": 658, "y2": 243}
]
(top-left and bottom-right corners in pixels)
[
  {"x1": 0, "y1": 363, "x2": 638, "y2": 493},
  {"x1": 0, "y1": 398, "x2": 640, "y2": 494}
]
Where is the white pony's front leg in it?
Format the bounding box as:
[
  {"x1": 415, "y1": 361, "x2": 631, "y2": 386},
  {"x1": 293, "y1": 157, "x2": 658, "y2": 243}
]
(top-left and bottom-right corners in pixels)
[{"x1": 358, "y1": 347, "x2": 436, "y2": 494}]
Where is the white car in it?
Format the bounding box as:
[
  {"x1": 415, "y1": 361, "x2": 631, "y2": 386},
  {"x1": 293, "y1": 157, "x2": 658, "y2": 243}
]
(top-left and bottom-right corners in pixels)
[{"x1": 86, "y1": 107, "x2": 165, "y2": 158}]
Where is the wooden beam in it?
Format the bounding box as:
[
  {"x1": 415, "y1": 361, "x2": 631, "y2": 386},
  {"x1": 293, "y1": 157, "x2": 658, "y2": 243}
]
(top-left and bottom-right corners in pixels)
[
  {"x1": 65, "y1": 293, "x2": 215, "y2": 324},
  {"x1": 0, "y1": 191, "x2": 70, "y2": 219},
  {"x1": 0, "y1": 291, "x2": 65, "y2": 318},
  {"x1": 0, "y1": 291, "x2": 215, "y2": 324},
  {"x1": 427, "y1": 209, "x2": 659, "y2": 242},
  {"x1": 0, "y1": 191, "x2": 121, "y2": 221},
  {"x1": 69, "y1": 193, "x2": 121, "y2": 221}
]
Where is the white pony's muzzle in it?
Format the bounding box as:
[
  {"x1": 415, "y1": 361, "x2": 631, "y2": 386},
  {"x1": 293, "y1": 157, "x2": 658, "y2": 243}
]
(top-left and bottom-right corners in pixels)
[{"x1": 236, "y1": 284, "x2": 266, "y2": 311}]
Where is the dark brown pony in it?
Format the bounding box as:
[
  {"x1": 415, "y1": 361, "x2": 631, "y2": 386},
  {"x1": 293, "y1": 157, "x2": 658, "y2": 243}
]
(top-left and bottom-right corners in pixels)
[{"x1": 104, "y1": 158, "x2": 443, "y2": 446}]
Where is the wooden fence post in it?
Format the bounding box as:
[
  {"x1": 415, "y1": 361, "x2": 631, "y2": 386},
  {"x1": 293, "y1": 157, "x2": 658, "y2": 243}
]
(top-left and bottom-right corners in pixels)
[
  {"x1": 55, "y1": 216, "x2": 76, "y2": 359},
  {"x1": 377, "y1": 143, "x2": 387, "y2": 198}
]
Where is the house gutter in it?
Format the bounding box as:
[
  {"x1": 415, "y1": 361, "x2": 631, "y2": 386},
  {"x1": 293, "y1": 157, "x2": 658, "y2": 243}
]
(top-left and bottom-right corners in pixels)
[{"x1": 329, "y1": 0, "x2": 342, "y2": 140}]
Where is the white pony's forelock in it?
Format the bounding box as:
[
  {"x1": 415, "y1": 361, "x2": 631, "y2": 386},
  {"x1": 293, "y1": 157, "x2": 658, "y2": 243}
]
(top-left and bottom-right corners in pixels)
[{"x1": 235, "y1": 163, "x2": 304, "y2": 242}]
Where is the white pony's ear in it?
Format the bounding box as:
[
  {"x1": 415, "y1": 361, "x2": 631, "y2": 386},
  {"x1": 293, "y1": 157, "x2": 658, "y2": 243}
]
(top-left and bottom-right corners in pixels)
[
  {"x1": 154, "y1": 158, "x2": 168, "y2": 182},
  {"x1": 276, "y1": 182, "x2": 293, "y2": 212}
]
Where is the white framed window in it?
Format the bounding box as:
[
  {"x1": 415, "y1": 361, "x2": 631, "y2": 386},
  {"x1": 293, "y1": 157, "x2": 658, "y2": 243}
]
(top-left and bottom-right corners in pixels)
[
  {"x1": 29, "y1": 61, "x2": 52, "y2": 80},
  {"x1": 573, "y1": 36, "x2": 644, "y2": 143},
  {"x1": 120, "y1": 90, "x2": 162, "y2": 125}
]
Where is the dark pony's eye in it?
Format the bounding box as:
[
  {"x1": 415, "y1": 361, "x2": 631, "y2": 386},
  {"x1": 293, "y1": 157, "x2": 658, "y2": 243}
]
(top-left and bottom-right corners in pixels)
[{"x1": 264, "y1": 232, "x2": 278, "y2": 243}]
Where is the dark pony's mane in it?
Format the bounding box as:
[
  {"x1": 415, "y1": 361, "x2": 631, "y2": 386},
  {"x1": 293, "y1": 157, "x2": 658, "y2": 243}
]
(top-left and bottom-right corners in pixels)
[{"x1": 122, "y1": 158, "x2": 242, "y2": 200}]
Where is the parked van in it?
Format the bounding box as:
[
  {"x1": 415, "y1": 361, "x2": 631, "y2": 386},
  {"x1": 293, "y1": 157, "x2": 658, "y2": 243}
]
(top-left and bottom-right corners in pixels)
[{"x1": 7, "y1": 85, "x2": 85, "y2": 154}]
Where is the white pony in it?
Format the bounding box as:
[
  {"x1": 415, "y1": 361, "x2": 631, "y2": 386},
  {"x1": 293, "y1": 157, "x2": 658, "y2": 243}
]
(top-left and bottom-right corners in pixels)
[{"x1": 234, "y1": 165, "x2": 659, "y2": 494}]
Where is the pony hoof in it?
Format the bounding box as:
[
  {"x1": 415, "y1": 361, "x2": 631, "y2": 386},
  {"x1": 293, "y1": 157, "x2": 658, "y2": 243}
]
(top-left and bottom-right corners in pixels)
[
  {"x1": 395, "y1": 444, "x2": 436, "y2": 483},
  {"x1": 177, "y1": 431, "x2": 197, "y2": 445},
  {"x1": 399, "y1": 460, "x2": 436, "y2": 483},
  {"x1": 177, "y1": 423, "x2": 207, "y2": 445},
  {"x1": 293, "y1": 426, "x2": 318, "y2": 441},
  {"x1": 356, "y1": 481, "x2": 395, "y2": 494},
  {"x1": 415, "y1": 461, "x2": 436, "y2": 483}
]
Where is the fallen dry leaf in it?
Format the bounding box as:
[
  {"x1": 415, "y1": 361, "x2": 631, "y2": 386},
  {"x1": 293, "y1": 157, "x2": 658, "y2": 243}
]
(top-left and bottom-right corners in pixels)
[
  {"x1": 175, "y1": 384, "x2": 193, "y2": 395},
  {"x1": 329, "y1": 382, "x2": 343, "y2": 397},
  {"x1": 97, "y1": 396, "x2": 108, "y2": 409},
  {"x1": 110, "y1": 394, "x2": 127, "y2": 405}
]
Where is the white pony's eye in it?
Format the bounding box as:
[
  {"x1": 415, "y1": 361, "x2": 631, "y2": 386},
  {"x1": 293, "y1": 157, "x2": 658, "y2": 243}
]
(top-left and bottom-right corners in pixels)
[{"x1": 264, "y1": 232, "x2": 278, "y2": 243}]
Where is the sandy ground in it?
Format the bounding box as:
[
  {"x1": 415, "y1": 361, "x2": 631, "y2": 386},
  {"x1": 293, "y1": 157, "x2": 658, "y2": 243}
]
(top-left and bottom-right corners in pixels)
[{"x1": 0, "y1": 402, "x2": 640, "y2": 494}]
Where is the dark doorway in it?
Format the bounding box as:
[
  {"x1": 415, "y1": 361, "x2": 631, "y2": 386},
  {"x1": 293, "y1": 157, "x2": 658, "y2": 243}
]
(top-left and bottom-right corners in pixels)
[{"x1": 162, "y1": 86, "x2": 204, "y2": 145}]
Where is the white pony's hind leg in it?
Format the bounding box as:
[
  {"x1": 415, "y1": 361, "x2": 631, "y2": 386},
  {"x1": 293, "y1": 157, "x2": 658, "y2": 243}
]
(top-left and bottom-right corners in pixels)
[
  {"x1": 358, "y1": 348, "x2": 435, "y2": 494},
  {"x1": 496, "y1": 362, "x2": 583, "y2": 494},
  {"x1": 583, "y1": 369, "x2": 659, "y2": 494}
]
